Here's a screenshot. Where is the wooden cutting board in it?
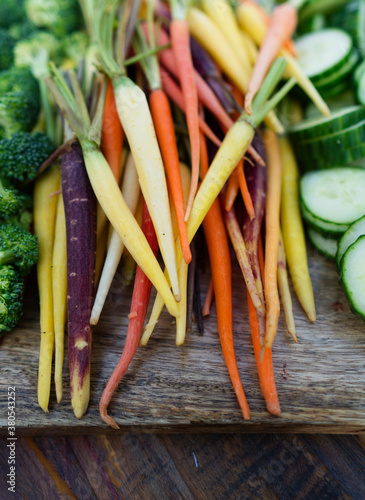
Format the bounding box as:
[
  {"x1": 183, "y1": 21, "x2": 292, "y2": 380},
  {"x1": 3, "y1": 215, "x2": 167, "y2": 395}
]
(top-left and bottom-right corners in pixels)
[{"x1": 1, "y1": 246, "x2": 365, "y2": 435}]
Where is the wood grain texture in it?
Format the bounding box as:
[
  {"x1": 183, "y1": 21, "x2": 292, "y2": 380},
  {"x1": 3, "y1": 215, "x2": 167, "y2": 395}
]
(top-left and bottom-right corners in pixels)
[
  {"x1": 0, "y1": 246, "x2": 365, "y2": 434},
  {"x1": 1, "y1": 434, "x2": 365, "y2": 499}
]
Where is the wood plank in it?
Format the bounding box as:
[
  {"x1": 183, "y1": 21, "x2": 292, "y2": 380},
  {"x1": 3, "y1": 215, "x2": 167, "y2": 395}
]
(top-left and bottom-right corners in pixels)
[{"x1": 1, "y1": 247, "x2": 365, "y2": 434}]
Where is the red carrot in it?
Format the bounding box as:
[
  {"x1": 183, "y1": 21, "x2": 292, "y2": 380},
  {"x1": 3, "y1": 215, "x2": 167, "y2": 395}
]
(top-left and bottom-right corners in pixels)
[
  {"x1": 244, "y1": 3, "x2": 298, "y2": 114},
  {"x1": 170, "y1": 15, "x2": 200, "y2": 221},
  {"x1": 62, "y1": 141, "x2": 97, "y2": 419},
  {"x1": 202, "y1": 276, "x2": 214, "y2": 316},
  {"x1": 237, "y1": 160, "x2": 255, "y2": 221},
  {"x1": 225, "y1": 166, "x2": 240, "y2": 212},
  {"x1": 200, "y1": 130, "x2": 250, "y2": 420},
  {"x1": 99, "y1": 201, "x2": 159, "y2": 429}
]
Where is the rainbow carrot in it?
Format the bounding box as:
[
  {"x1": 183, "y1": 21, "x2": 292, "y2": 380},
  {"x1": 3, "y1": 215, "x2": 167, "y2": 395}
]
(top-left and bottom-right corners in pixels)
[{"x1": 99, "y1": 201, "x2": 159, "y2": 429}]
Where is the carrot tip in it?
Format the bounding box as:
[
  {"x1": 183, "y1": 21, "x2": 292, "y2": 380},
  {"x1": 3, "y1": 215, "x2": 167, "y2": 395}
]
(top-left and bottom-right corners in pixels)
[{"x1": 100, "y1": 405, "x2": 120, "y2": 429}]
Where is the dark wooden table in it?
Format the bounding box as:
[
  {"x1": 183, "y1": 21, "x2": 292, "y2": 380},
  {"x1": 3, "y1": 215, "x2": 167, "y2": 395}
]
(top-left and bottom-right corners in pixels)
[{"x1": 1, "y1": 433, "x2": 365, "y2": 499}]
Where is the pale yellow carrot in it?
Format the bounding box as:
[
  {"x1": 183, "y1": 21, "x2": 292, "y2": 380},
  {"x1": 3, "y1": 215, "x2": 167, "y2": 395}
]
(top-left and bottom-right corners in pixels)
[
  {"x1": 277, "y1": 229, "x2": 297, "y2": 343},
  {"x1": 34, "y1": 165, "x2": 60, "y2": 412},
  {"x1": 263, "y1": 130, "x2": 282, "y2": 349},
  {"x1": 279, "y1": 136, "x2": 316, "y2": 321},
  {"x1": 52, "y1": 193, "x2": 68, "y2": 404}
]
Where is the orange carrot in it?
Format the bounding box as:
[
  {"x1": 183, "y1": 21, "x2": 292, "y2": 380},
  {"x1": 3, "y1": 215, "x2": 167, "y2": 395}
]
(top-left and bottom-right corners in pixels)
[
  {"x1": 241, "y1": 0, "x2": 297, "y2": 56},
  {"x1": 170, "y1": 17, "x2": 200, "y2": 221},
  {"x1": 202, "y1": 277, "x2": 214, "y2": 316},
  {"x1": 99, "y1": 201, "x2": 159, "y2": 429},
  {"x1": 225, "y1": 167, "x2": 240, "y2": 212},
  {"x1": 237, "y1": 160, "x2": 255, "y2": 221},
  {"x1": 247, "y1": 287, "x2": 281, "y2": 416},
  {"x1": 200, "y1": 130, "x2": 250, "y2": 420},
  {"x1": 263, "y1": 130, "x2": 282, "y2": 349},
  {"x1": 101, "y1": 80, "x2": 124, "y2": 180},
  {"x1": 160, "y1": 68, "x2": 221, "y2": 147},
  {"x1": 149, "y1": 88, "x2": 192, "y2": 264},
  {"x1": 244, "y1": 3, "x2": 298, "y2": 114}
]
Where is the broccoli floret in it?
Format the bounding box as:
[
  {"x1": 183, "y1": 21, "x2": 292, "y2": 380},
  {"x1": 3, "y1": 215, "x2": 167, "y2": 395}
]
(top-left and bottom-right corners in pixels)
[
  {"x1": 0, "y1": 29, "x2": 15, "y2": 71},
  {"x1": 0, "y1": 132, "x2": 54, "y2": 185},
  {"x1": 0, "y1": 67, "x2": 40, "y2": 138},
  {"x1": 5, "y1": 210, "x2": 33, "y2": 231},
  {"x1": 0, "y1": 179, "x2": 29, "y2": 219},
  {"x1": 0, "y1": 0, "x2": 25, "y2": 30},
  {"x1": 14, "y1": 31, "x2": 62, "y2": 79},
  {"x1": 25, "y1": 0, "x2": 82, "y2": 37},
  {"x1": 9, "y1": 20, "x2": 38, "y2": 41},
  {"x1": 0, "y1": 265, "x2": 24, "y2": 334},
  {"x1": 0, "y1": 224, "x2": 38, "y2": 276},
  {"x1": 60, "y1": 31, "x2": 89, "y2": 69}
]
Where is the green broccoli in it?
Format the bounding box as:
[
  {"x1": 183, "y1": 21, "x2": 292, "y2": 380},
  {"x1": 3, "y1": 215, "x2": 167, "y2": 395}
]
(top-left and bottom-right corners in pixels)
[
  {"x1": 0, "y1": 179, "x2": 29, "y2": 219},
  {"x1": 0, "y1": 29, "x2": 15, "y2": 71},
  {"x1": 60, "y1": 31, "x2": 89, "y2": 69},
  {"x1": 0, "y1": 132, "x2": 54, "y2": 186},
  {"x1": 0, "y1": 224, "x2": 38, "y2": 276},
  {"x1": 14, "y1": 30, "x2": 62, "y2": 79},
  {"x1": 25, "y1": 0, "x2": 82, "y2": 37},
  {"x1": 0, "y1": 265, "x2": 24, "y2": 334},
  {"x1": 9, "y1": 19, "x2": 38, "y2": 41},
  {"x1": 0, "y1": 0, "x2": 25, "y2": 30},
  {"x1": 0, "y1": 67, "x2": 40, "y2": 138}
]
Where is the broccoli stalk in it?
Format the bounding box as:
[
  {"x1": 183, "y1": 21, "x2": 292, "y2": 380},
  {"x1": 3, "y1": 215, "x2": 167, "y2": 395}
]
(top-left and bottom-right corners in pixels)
[
  {"x1": 0, "y1": 265, "x2": 24, "y2": 334},
  {"x1": 0, "y1": 224, "x2": 38, "y2": 276}
]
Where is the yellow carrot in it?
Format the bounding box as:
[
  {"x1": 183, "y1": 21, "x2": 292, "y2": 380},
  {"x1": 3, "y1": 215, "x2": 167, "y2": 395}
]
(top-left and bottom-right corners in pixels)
[
  {"x1": 175, "y1": 163, "x2": 192, "y2": 346},
  {"x1": 52, "y1": 193, "x2": 68, "y2": 404},
  {"x1": 263, "y1": 130, "x2": 282, "y2": 349},
  {"x1": 201, "y1": 0, "x2": 252, "y2": 74},
  {"x1": 34, "y1": 164, "x2": 60, "y2": 412},
  {"x1": 277, "y1": 229, "x2": 297, "y2": 343},
  {"x1": 186, "y1": 7, "x2": 284, "y2": 134},
  {"x1": 237, "y1": 2, "x2": 330, "y2": 117},
  {"x1": 279, "y1": 136, "x2": 316, "y2": 321}
]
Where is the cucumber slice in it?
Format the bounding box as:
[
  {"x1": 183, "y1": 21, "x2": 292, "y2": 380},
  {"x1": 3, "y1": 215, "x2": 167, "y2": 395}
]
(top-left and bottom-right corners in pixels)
[
  {"x1": 336, "y1": 215, "x2": 365, "y2": 268},
  {"x1": 328, "y1": 0, "x2": 365, "y2": 58},
  {"x1": 301, "y1": 201, "x2": 349, "y2": 235},
  {"x1": 294, "y1": 142, "x2": 365, "y2": 171},
  {"x1": 296, "y1": 29, "x2": 353, "y2": 80},
  {"x1": 300, "y1": 167, "x2": 365, "y2": 229},
  {"x1": 357, "y1": 70, "x2": 365, "y2": 104},
  {"x1": 307, "y1": 227, "x2": 339, "y2": 259},
  {"x1": 354, "y1": 60, "x2": 365, "y2": 83},
  {"x1": 340, "y1": 234, "x2": 365, "y2": 318},
  {"x1": 293, "y1": 119, "x2": 365, "y2": 152},
  {"x1": 313, "y1": 50, "x2": 359, "y2": 88},
  {"x1": 289, "y1": 106, "x2": 365, "y2": 141}
]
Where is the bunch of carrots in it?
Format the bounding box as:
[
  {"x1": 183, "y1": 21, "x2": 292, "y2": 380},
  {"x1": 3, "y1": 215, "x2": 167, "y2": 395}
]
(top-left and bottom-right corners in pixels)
[{"x1": 32, "y1": 0, "x2": 324, "y2": 428}]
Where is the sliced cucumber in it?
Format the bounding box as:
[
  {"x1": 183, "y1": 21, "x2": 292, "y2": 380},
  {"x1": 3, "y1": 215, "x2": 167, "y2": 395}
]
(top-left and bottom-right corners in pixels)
[
  {"x1": 289, "y1": 105, "x2": 365, "y2": 141},
  {"x1": 296, "y1": 29, "x2": 353, "y2": 80},
  {"x1": 340, "y1": 234, "x2": 365, "y2": 318},
  {"x1": 313, "y1": 50, "x2": 359, "y2": 89},
  {"x1": 300, "y1": 167, "x2": 365, "y2": 230},
  {"x1": 294, "y1": 142, "x2": 365, "y2": 170},
  {"x1": 336, "y1": 215, "x2": 365, "y2": 268},
  {"x1": 357, "y1": 69, "x2": 365, "y2": 105},
  {"x1": 307, "y1": 227, "x2": 339, "y2": 259},
  {"x1": 295, "y1": 119, "x2": 365, "y2": 152},
  {"x1": 328, "y1": 0, "x2": 365, "y2": 58},
  {"x1": 301, "y1": 201, "x2": 349, "y2": 235},
  {"x1": 355, "y1": 60, "x2": 365, "y2": 83}
]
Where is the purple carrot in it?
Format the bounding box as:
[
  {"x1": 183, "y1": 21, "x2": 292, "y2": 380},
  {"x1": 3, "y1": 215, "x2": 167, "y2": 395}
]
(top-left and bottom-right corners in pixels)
[
  {"x1": 61, "y1": 141, "x2": 96, "y2": 419},
  {"x1": 99, "y1": 201, "x2": 158, "y2": 429},
  {"x1": 242, "y1": 134, "x2": 267, "y2": 346},
  {"x1": 190, "y1": 37, "x2": 240, "y2": 115}
]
